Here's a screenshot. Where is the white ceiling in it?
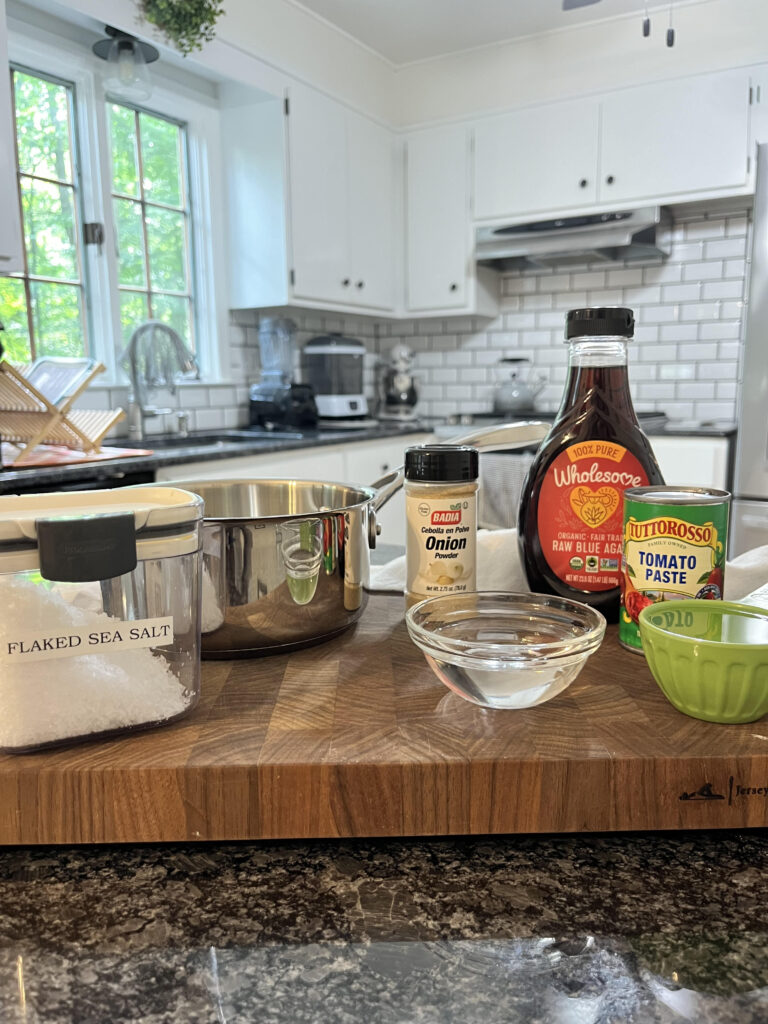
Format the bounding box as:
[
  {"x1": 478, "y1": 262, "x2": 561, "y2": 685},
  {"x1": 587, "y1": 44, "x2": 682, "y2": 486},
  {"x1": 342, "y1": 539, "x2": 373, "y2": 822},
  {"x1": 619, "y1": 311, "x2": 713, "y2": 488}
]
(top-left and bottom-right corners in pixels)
[{"x1": 291, "y1": 0, "x2": 710, "y2": 65}]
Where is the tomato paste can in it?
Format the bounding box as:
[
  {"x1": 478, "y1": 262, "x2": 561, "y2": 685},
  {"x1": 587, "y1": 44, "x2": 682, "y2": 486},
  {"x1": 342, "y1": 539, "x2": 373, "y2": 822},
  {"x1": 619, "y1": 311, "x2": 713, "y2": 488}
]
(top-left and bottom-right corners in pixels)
[{"x1": 620, "y1": 486, "x2": 731, "y2": 653}]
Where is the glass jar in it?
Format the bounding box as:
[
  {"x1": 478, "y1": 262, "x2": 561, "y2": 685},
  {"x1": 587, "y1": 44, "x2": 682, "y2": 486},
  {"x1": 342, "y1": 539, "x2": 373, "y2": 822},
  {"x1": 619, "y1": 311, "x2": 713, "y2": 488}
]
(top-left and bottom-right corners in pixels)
[{"x1": 0, "y1": 486, "x2": 203, "y2": 753}]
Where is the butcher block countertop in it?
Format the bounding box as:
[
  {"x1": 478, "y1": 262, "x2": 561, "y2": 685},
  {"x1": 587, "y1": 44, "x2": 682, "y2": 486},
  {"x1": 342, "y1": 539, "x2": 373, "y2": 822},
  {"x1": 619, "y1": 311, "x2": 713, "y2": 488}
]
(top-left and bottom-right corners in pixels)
[{"x1": 2, "y1": 592, "x2": 768, "y2": 845}]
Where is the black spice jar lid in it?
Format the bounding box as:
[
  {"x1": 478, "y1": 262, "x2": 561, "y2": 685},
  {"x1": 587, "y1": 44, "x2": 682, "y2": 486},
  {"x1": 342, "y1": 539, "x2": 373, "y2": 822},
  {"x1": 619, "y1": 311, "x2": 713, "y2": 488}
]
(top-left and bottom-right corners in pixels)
[
  {"x1": 405, "y1": 445, "x2": 479, "y2": 483},
  {"x1": 566, "y1": 306, "x2": 635, "y2": 340}
]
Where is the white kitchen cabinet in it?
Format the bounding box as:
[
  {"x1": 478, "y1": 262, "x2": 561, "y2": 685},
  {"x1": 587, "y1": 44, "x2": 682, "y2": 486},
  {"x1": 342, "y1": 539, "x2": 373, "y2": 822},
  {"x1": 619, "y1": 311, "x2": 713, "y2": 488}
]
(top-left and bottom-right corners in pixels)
[
  {"x1": 474, "y1": 99, "x2": 601, "y2": 220},
  {"x1": 472, "y1": 69, "x2": 752, "y2": 222},
  {"x1": 599, "y1": 70, "x2": 751, "y2": 204},
  {"x1": 346, "y1": 108, "x2": 395, "y2": 310},
  {"x1": 287, "y1": 85, "x2": 350, "y2": 307},
  {"x1": 652, "y1": 436, "x2": 730, "y2": 491},
  {"x1": 0, "y1": 0, "x2": 22, "y2": 272},
  {"x1": 156, "y1": 446, "x2": 346, "y2": 484},
  {"x1": 405, "y1": 124, "x2": 497, "y2": 317},
  {"x1": 286, "y1": 83, "x2": 395, "y2": 312},
  {"x1": 224, "y1": 83, "x2": 395, "y2": 314}
]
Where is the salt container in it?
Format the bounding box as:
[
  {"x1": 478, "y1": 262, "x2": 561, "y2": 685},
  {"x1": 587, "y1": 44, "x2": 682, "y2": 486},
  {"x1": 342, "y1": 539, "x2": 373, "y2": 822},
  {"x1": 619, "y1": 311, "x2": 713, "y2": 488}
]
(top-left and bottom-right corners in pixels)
[{"x1": 0, "y1": 486, "x2": 204, "y2": 753}]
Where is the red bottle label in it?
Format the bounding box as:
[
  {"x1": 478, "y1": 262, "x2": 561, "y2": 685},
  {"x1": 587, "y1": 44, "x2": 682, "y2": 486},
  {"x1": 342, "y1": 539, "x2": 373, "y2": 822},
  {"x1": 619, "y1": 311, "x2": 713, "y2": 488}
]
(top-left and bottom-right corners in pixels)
[{"x1": 536, "y1": 440, "x2": 649, "y2": 592}]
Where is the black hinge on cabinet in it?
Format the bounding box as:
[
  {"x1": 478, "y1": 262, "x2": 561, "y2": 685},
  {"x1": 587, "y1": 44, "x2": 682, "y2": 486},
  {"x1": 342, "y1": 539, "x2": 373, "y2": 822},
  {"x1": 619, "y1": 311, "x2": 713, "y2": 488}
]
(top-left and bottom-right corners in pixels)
[
  {"x1": 750, "y1": 85, "x2": 754, "y2": 104},
  {"x1": 284, "y1": 96, "x2": 290, "y2": 116},
  {"x1": 289, "y1": 268, "x2": 295, "y2": 286}
]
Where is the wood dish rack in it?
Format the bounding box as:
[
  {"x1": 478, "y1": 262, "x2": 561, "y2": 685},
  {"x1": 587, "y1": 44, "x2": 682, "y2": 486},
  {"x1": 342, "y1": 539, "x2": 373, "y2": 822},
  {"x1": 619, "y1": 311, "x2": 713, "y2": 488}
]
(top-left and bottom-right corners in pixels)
[{"x1": 0, "y1": 360, "x2": 125, "y2": 463}]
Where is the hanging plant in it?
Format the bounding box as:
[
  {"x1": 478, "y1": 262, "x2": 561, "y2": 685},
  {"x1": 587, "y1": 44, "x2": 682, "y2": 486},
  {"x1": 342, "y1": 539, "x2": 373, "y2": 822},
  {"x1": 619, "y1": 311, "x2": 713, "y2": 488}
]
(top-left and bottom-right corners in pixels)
[{"x1": 139, "y1": 0, "x2": 224, "y2": 56}]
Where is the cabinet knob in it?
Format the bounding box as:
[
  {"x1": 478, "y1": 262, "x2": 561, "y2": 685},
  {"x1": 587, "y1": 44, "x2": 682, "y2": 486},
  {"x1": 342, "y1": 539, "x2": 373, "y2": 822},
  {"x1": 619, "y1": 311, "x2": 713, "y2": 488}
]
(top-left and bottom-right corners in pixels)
[
  {"x1": 342, "y1": 278, "x2": 351, "y2": 287},
  {"x1": 356, "y1": 280, "x2": 365, "y2": 289},
  {"x1": 449, "y1": 282, "x2": 458, "y2": 292},
  {"x1": 606, "y1": 175, "x2": 615, "y2": 185},
  {"x1": 579, "y1": 178, "x2": 588, "y2": 188}
]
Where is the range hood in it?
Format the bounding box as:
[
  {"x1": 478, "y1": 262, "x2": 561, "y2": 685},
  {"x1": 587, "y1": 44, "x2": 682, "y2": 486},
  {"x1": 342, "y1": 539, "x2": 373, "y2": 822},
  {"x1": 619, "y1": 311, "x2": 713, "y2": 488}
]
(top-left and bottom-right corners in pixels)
[{"x1": 475, "y1": 206, "x2": 672, "y2": 271}]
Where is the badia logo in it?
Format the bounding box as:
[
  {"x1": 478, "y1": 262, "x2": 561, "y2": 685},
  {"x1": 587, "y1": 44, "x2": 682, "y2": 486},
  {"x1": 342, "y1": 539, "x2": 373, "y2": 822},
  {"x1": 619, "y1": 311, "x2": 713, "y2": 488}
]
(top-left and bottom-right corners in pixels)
[{"x1": 431, "y1": 510, "x2": 461, "y2": 525}]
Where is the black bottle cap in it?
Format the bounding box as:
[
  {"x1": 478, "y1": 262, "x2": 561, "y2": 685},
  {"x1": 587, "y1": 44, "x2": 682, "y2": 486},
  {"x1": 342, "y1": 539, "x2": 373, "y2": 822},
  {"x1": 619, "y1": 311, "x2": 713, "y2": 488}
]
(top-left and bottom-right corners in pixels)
[
  {"x1": 405, "y1": 445, "x2": 479, "y2": 483},
  {"x1": 566, "y1": 306, "x2": 635, "y2": 340}
]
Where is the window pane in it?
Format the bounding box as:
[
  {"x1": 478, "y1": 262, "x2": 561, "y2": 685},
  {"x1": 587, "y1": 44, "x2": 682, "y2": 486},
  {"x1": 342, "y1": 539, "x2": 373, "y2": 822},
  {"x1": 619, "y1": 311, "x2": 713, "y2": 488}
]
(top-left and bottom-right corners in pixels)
[
  {"x1": 21, "y1": 176, "x2": 79, "y2": 280},
  {"x1": 153, "y1": 294, "x2": 191, "y2": 343},
  {"x1": 29, "y1": 281, "x2": 86, "y2": 357},
  {"x1": 140, "y1": 112, "x2": 182, "y2": 207},
  {"x1": 114, "y1": 198, "x2": 146, "y2": 287},
  {"x1": 145, "y1": 207, "x2": 187, "y2": 291},
  {"x1": 120, "y1": 290, "x2": 149, "y2": 347},
  {"x1": 0, "y1": 278, "x2": 32, "y2": 361},
  {"x1": 13, "y1": 72, "x2": 73, "y2": 182},
  {"x1": 109, "y1": 104, "x2": 140, "y2": 197}
]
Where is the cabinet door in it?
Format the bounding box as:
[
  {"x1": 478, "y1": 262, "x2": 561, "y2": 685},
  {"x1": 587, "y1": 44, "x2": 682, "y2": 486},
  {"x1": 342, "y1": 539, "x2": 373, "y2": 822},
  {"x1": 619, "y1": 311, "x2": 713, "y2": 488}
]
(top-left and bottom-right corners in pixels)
[
  {"x1": 474, "y1": 99, "x2": 600, "y2": 220},
  {"x1": 0, "y1": 1, "x2": 22, "y2": 270},
  {"x1": 286, "y1": 84, "x2": 349, "y2": 305},
  {"x1": 651, "y1": 437, "x2": 730, "y2": 491},
  {"x1": 405, "y1": 125, "x2": 470, "y2": 311},
  {"x1": 599, "y1": 70, "x2": 750, "y2": 203},
  {"x1": 346, "y1": 110, "x2": 395, "y2": 311},
  {"x1": 156, "y1": 446, "x2": 346, "y2": 484}
]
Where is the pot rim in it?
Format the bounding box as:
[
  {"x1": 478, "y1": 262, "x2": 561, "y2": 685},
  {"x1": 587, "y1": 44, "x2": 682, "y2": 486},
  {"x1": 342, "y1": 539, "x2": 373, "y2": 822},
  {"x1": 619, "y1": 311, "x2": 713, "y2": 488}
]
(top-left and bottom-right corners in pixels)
[{"x1": 171, "y1": 477, "x2": 377, "y2": 522}]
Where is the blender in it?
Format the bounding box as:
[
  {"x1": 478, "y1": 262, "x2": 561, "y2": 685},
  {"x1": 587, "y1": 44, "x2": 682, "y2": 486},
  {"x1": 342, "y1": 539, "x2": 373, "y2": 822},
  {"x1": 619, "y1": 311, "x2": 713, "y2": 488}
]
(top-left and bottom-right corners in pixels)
[{"x1": 249, "y1": 318, "x2": 318, "y2": 429}]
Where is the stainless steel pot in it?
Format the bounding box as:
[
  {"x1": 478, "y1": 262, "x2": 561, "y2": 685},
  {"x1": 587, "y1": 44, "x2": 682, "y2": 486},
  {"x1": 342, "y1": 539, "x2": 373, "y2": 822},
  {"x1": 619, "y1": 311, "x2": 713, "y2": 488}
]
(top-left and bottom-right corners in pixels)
[{"x1": 173, "y1": 422, "x2": 548, "y2": 658}]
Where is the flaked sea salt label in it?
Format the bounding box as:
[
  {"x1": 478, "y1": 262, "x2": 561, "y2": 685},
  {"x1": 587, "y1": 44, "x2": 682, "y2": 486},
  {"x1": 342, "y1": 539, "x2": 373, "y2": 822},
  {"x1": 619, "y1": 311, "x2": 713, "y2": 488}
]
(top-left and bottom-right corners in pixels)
[{"x1": 1, "y1": 615, "x2": 174, "y2": 664}]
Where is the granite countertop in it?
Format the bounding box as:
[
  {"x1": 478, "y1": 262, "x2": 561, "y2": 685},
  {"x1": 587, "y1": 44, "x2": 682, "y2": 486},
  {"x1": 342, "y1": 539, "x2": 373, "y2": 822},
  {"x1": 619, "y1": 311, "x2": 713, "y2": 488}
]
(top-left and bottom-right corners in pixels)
[
  {"x1": 1, "y1": 831, "x2": 767, "y2": 1023},
  {"x1": 0, "y1": 421, "x2": 430, "y2": 494}
]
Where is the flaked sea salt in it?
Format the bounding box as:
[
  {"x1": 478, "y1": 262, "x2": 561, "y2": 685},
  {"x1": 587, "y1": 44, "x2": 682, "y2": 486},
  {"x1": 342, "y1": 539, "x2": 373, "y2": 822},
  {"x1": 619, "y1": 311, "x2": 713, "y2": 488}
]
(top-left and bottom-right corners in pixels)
[{"x1": 0, "y1": 576, "x2": 190, "y2": 751}]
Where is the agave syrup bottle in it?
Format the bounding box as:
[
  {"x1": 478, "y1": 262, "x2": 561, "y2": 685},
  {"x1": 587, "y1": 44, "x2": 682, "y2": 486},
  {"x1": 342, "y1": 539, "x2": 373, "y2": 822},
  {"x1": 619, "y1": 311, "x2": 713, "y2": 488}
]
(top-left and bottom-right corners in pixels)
[{"x1": 518, "y1": 307, "x2": 664, "y2": 622}]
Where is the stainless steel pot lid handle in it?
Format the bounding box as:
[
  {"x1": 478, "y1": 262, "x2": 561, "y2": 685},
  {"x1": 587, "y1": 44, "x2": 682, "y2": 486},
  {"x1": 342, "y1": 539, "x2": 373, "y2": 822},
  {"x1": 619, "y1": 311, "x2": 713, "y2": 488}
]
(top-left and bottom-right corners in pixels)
[{"x1": 371, "y1": 420, "x2": 550, "y2": 512}]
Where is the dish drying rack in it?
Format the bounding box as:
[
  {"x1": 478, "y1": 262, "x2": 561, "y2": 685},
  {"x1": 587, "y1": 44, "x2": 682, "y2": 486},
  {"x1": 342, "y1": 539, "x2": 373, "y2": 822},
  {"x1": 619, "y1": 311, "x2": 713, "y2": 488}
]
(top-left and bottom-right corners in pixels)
[{"x1": 0, "y1": 359, "x2": 125, "y2": 463}]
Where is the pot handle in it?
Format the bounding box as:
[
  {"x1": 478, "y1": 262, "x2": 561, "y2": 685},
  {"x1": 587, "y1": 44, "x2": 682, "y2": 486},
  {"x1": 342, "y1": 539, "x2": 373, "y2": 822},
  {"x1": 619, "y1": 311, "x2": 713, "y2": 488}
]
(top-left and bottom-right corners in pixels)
[{"x1": 370, "y1": 419, "x2": 550, "y2": 512}]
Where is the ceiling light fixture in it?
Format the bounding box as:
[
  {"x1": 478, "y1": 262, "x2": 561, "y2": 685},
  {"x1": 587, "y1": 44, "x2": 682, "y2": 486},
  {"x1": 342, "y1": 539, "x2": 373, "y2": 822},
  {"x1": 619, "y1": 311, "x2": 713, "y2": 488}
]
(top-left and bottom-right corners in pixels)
[{"x1": 92, "y1": 26, "x2": 159, "y2": 103}]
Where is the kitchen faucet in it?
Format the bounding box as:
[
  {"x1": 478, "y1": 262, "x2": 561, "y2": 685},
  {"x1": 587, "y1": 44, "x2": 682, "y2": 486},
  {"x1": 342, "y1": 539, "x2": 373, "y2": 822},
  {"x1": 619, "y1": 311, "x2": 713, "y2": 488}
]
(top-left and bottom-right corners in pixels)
[{"x1": 122, "y1": 321, "x2": 198, "y2": 441}]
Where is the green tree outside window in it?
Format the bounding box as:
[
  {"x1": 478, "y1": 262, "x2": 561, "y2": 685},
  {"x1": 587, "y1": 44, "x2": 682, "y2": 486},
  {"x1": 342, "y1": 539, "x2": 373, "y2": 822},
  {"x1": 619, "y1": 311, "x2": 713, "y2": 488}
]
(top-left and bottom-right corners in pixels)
[{"x1": 0, "y1": 69, "x2": 87, "y2": 362}]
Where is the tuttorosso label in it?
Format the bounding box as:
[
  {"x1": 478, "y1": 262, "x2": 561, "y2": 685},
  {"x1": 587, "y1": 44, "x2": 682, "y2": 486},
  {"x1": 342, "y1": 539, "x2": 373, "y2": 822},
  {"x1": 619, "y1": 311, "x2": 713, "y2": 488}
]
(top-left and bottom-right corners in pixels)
[{"x1": 1, "y1": 616, "x2": 175, "y2": 664}]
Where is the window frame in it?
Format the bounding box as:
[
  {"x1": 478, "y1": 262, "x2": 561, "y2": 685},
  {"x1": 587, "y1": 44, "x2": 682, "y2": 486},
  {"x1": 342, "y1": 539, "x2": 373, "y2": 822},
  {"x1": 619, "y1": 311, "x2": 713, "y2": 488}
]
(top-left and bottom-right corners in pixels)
[
  {"x1": 107, "y1": 99, "x2": 197, "y2": 354},
  {"x1": 6, "y1": 21, "x2": 227, "y2": 384},
  {"x1": 7, "y1": 63, "x2": 91, "y2": 362}
]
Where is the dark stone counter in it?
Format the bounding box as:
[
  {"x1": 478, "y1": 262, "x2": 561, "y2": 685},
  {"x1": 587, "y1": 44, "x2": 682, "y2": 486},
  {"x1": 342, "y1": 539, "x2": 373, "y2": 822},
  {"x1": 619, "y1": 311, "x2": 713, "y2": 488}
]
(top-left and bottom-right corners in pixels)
[
  {"x1": 1, "y1": 831, "x2": 767, "y2": 1023},
  {"x1": 0, "y1": 422, "x2": 429, "y2": 494}
]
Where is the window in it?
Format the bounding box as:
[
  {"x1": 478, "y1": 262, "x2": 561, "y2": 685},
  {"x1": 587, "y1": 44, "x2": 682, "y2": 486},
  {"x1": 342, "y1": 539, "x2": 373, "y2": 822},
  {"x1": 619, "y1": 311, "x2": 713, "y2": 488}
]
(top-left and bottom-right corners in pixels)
[
  {"x1": 0, "y1": 66, "x2": 198, "y2": 368},
  {"x1": 0, "y1": 68, "x2": 87, "y2": 361},
  {"x1": 108, "y1": 103, "x2": 195, "y2": 350}
]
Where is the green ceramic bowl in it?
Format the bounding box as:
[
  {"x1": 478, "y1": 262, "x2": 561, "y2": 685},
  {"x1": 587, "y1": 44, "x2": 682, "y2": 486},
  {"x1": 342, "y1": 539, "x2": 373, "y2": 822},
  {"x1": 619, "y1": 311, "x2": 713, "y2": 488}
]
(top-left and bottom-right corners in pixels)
[{"x1": 638, "y1": 600, "x2": 768, "y2": 724}]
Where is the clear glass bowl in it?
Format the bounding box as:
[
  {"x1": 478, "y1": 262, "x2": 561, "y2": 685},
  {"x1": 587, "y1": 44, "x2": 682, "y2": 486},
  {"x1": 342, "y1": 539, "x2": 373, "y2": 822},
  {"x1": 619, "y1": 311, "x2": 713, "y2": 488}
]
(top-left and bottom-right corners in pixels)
[{"x1": 406, "y1": 591, "x2": 606, "y2": 709}]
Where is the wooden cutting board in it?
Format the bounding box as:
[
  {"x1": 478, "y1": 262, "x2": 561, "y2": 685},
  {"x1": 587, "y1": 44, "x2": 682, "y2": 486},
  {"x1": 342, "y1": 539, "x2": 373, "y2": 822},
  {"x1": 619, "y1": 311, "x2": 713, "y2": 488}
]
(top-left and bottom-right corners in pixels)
[{"x1": 1, "y1": 592, "x2": 767, "y2": 844}]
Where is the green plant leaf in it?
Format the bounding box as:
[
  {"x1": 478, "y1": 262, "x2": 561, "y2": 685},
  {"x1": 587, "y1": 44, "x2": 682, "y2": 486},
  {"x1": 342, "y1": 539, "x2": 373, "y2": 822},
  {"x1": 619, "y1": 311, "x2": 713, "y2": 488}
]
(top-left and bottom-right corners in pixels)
[
  {"x1": 140, "y1": 0, "x2": 224, "y2": 56},
  {"x1": 697, "y1": 571, "x2": 713, "y2": 584}
]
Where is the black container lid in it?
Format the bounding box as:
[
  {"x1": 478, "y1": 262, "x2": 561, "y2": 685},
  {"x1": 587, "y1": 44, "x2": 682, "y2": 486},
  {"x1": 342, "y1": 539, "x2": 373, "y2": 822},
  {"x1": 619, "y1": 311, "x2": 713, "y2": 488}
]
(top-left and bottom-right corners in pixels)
[
  {"x1": 405, "y1": 445, "x2": 479, "y2": 483},
  {"x1": 566, "y1": 306, "x2": 635, "y2": 340}
]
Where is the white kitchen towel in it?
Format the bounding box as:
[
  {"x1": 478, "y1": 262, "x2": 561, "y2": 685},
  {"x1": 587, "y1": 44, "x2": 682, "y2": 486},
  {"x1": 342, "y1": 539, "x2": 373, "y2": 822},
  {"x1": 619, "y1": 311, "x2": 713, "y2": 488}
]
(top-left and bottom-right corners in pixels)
[{"x1": 369, "y1": 529, "x2": 768, "y2": 600}]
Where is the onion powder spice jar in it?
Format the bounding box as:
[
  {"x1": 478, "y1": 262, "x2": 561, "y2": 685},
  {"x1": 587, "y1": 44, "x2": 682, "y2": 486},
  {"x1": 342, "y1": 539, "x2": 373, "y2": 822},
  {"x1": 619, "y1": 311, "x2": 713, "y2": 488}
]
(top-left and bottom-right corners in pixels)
[{"x1": 405, "y1": 444, "x2": 479, "y2": 608}]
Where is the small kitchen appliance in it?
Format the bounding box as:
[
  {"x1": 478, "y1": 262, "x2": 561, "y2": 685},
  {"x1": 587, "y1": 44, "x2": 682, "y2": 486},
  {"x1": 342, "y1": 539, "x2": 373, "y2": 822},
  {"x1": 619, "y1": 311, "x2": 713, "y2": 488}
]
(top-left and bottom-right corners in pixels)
[
  {"x1": 492, "y1": 357, "x2": 546, "y2": 415},
  {"x1": 378, "y1": 344, "x2": 419, "y2": 421},
  {"x1": 249, "y1": 317, "x2": 318, "y2": 429},
  {"x1": 301, "y1": 334, "x2": 368, "y2": 420}
]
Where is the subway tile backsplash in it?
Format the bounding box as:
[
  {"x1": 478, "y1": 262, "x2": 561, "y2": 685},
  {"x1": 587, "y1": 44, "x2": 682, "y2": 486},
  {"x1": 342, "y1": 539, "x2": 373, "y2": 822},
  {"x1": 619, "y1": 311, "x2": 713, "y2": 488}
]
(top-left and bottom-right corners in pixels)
[
  {"x1": 392, "y1": 208, "x2": 749, "y2": 423},
  {"x1": 90, "y1": 206, "x2": 748, "y2": 439}
]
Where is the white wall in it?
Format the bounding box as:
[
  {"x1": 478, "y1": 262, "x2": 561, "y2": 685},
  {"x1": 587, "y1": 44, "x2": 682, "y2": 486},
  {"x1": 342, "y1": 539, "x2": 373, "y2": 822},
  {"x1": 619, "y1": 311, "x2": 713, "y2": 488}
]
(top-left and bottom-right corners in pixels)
[
  {"x1": 29, "y1": 0, "x2": 397, "y2": 123},
  {"x1": 396, "y1": 0, "x2": 768, "y2": 126}
]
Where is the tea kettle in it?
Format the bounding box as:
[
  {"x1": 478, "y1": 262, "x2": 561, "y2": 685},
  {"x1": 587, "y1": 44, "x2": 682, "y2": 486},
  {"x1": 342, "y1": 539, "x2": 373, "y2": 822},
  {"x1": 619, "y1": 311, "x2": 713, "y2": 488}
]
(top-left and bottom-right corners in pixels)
[{"x1": 493, "y1": 357, "x2": 546, "y2": 414}]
